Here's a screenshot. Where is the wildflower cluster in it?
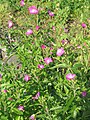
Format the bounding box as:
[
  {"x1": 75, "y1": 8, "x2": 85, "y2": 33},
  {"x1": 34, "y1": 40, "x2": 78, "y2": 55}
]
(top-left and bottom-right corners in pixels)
[{"x1": 0, "y1": 0, "x2": 90, "y2": 120}]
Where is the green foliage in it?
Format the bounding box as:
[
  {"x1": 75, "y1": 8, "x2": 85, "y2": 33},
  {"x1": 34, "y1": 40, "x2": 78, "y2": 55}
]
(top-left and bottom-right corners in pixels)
[{"x1": 0, "y1": 0, "x2": 90, "y2": 120}]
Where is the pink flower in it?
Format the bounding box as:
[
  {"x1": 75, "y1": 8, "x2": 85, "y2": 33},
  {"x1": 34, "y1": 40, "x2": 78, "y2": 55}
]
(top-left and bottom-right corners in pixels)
[
  {"x1": 18, "y1": 105, "x2": 24, "y2": 111},
  {"x1": 64, "y1": 28, "x2": 68, "y2": 33},
  {"x1": 0, "y1": 74, "x2": 2, "y2": 80},
  {"x1": 41, "y1": 44, "x2": 46, "y2": 49},
  {"x1": 32, "y1": 92, "x2": 40, "y2": 100},
  {"x1": 50, "y1": 47, "x2": 53, "y2": 50},
  {"x1": 61, "y1": 40, "x2": 68, "y2": 44},
  {"x1": 8, "y1": 98, "x2": 13, "y2": 101},
  {"x1": 83, "y1": 42, "x2": 87, "y2": 46},
  {"x1": 52, "y1": 26, "x2": 55, "y2": 30},
  {"x1": 50, "y1": 47, "x2": 53, "y2": 54},
  {"x1": 3, "y1": 90, "x2": 7, "y2": 93},
  {"x1": 48, "y1": 10, "x2": 54, "y2": 16},
  {"x1": 28, "y1": 6, "x2": 39, "y2": 14},
  {"x1": 77, "y1": 45, "x2": 82, "y2": 49},
  {"x1": 50, "y1": 52, "x2": 53, "y2": 55},
  {"x1": 8, "y1": 20, "x2": 13, "y2": 28},
  {"x1": 24, "y1": 75, "x2": 30, "y2": 82},
  {"x1": 56, "y1": 48, "x2": 65, "y2": 56},
  {"x1": 26, "y1": 29, "x2": 33, "y2": 36},
  {"x1": 81, "y1": 23, "x2": 87, "y2": 28},
  {"x1": 82, "y1": 91, "x2": 87, "y2": 97},
  {"x1": 32, "y1": 42, "x2": 34, "y2": 45},
  {"x1": 38, "y1": 64, "x2": 44, "y2": 69},
  {"x1": 66, "y1": 73, "x2": 76, "y2": 80},
  {"x1": 36, "y1": 26, "x2": 40, "y2": 30},
  {"x1": 44, "y1": 57, "x2": 53, "y2": 64},
  {"x1": 29, "y1": 114, "x2": 35, "y2": 120},
  {"x1": 20, "y1": 0, "x2": 25, "y2": 6}
]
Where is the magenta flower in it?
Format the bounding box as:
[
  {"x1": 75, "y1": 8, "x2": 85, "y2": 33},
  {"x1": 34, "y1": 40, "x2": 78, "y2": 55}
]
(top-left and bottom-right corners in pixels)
[
  {"x1": 82, "y1": 91, "x2": 87, "y2": 97},
  {"x1": 3, "y1": 90, "x2": 7, "y2": 93},
  {"x1": 56, "y1": 48, "x2": 65, "y2": 56},
  {"x1": 50, "y1": 47, "x2": 53, "y2": 50},
  {"x1": 20, "y1": 0, "x2": 25, "y2": 6},
  {"x1": 26, "y1": 29, "x2": 33, "y2": 36},
  {"x1": 28, "y1": 6, "x2": 39, "y2": 14},
  {"x1": 41, "y1": 44, "x2": 46, "y2": 49},
  {"x1": 32, "y1": 92, "x2": 40, "y2": 100},
  {"x1": 0, "y1": 74, "x2": 2, "y2": 80},
  {"x1": 50, "y1": 47, "x2": 53, "y2": 54},
  {"x1": 8, "y1": 20, "x2": 13, "y2": 28},
  {"x1": 29, "y1": 114, "x2": 35, "y2": 120},
  {"x1": 81, "y1": 23, "x2": 87, "y2": 28},
  {"x1": 52, "y1": 26, "x2": 55, "y2": 30},
  {"x1": 44, "y1": 57, "x2": 53, "y2": 64},
  {"x1": 61, "y1": 39, "x2": 68, "y2": 44},
  {"x1": 77, "y1": 45, "x2": 82, "y2": 49},
  {"x1": 50, "y1": 52, "x2": 53, "y2": 55},
  {"x1": 18, "y1": 105, "x2": 24, "y2": 111},
  {"x1": 24, "y1": 75, "x2": 30, "y2": 82},
  {"x1": 38, "y1": 64, "x2": 44, "y2": 69},
  {"x1": 48, "y1": 10, "x2": 54, "y2": 16},
  {"x1": 36, "y1": 26, "x2": 40, "y2": 30},
  {"x1": 66, "y1": 73, "x2": 76, "y2": 80}
]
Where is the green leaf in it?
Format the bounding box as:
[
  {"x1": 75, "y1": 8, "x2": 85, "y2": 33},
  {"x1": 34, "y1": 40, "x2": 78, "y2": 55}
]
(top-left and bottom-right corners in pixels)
[
  {"x1": 37, "y1": 114, "x2": 46, "y2": 118},
  {"x1": 1, "y1": 116, "x2": 8, "y2": 120},
  {"x1": 49, "y1": 64, "x2": 69, "y2": 69},
  {"x1": 73, "y1": 110, "x2": 77, "y2": 118},
  {"x1": 63, "y1": 96, "x2": 74, "y2": 115},
  {"x1": 50, "y1": 106, "x2": 62, "y2": 111},
  {"x1": 64, "y1": 85, "x2": 69, "y2": 94},
  {"x1": 73, "y1": 63, "x2": 83, "y2": 69},
  {"x1": 12, "y1": 108, "x2": 23, "y2": 115},
  {"x1": 1, "y1": 83, "x2": 13, "y2": 88},
  {"x1": 15, "y1": 116, "x2": 24, "y2": 120},
  {"x1": 0, "y1": 112, "x2": 2, "y2": 116}
]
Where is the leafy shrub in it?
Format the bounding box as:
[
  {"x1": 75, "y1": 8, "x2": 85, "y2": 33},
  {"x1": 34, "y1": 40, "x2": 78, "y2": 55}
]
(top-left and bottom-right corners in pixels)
[{"x1": 0, "y1": 0, "x2": 90, "y2": 120}]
